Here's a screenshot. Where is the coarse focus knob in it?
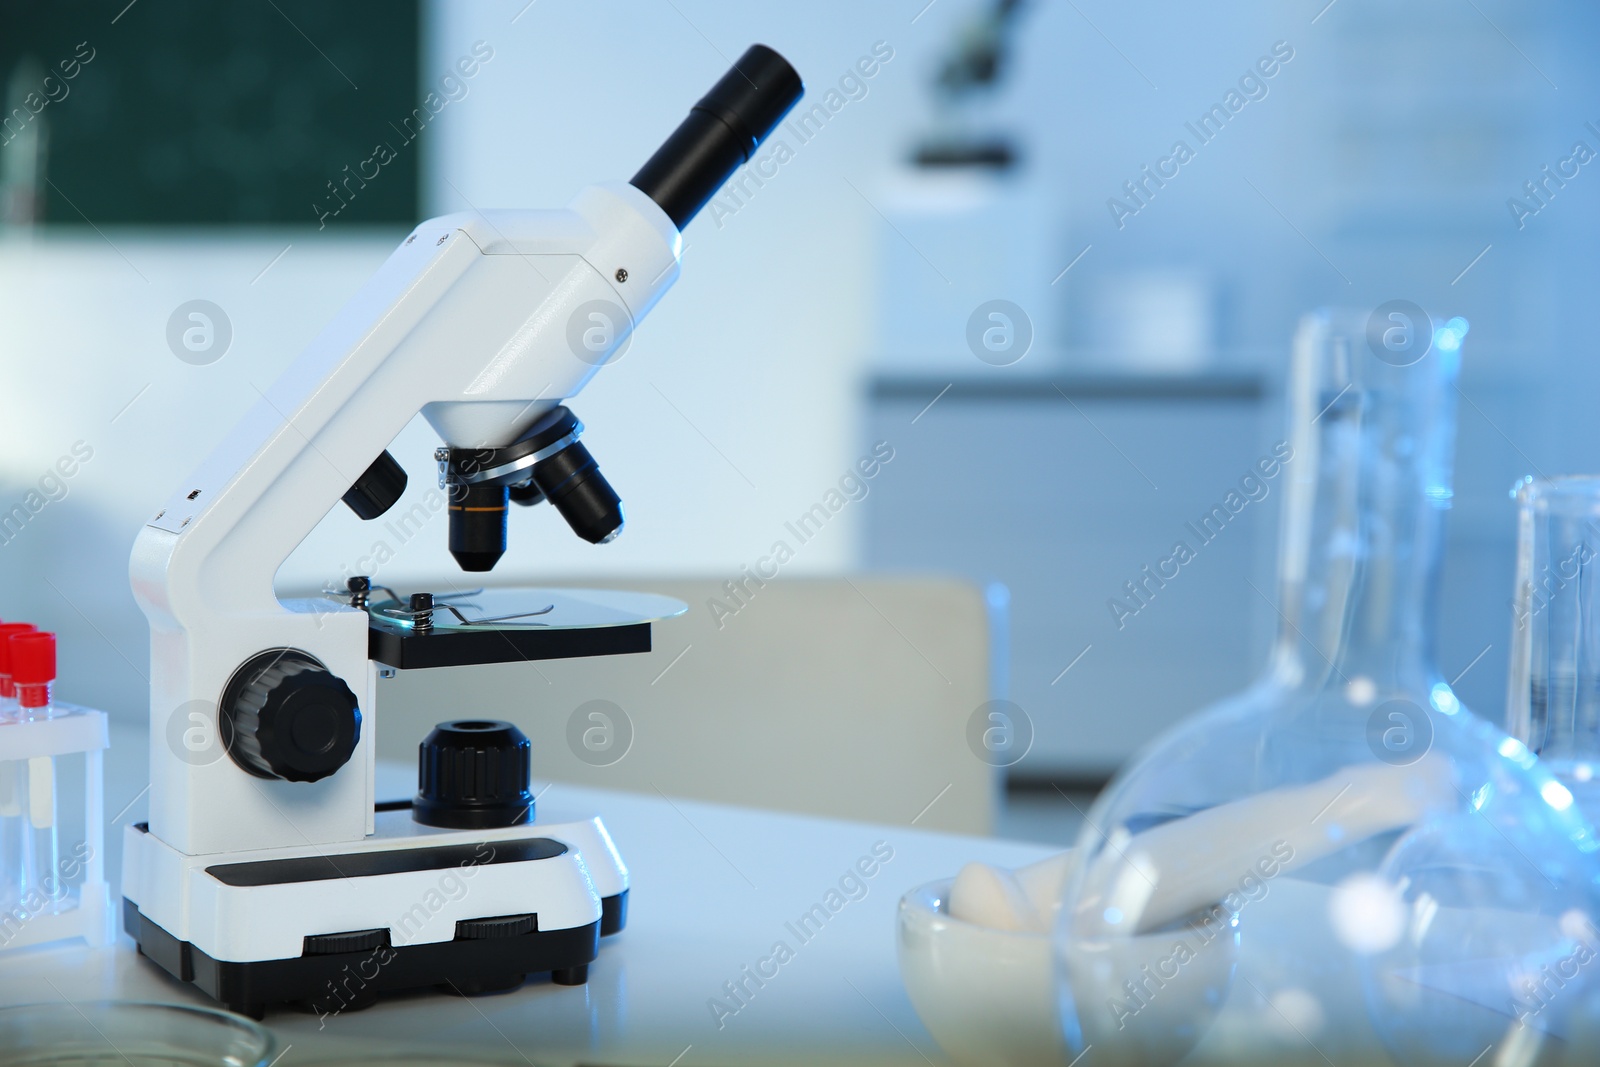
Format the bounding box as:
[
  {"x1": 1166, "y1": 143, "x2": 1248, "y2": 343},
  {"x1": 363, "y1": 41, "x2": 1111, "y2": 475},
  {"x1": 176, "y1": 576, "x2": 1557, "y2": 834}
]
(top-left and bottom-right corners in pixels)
[
  {"x1": 415, "y1": 719, "x2": 534, "y2": 829},
  {"x1": 342, "y1": 449, "x2": 409, "y2": 521},
  {"x1": 221, "y1": 650, "x2": 362, "y2": 783}
]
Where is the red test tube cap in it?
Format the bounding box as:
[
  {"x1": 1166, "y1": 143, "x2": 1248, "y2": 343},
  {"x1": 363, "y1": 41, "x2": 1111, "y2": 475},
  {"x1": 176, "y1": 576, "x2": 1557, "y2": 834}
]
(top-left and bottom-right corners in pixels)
[
  {"x1": 0, "y1": 623, "x2": 37, "y2": 674},
  {"x1": 10, "y1": 631, "x2": 55, "y2": 686}
]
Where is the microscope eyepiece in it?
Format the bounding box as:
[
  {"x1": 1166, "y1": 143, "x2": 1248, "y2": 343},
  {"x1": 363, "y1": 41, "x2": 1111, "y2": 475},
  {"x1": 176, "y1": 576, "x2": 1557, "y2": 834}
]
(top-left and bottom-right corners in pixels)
[
  {"x1": 630, "y1": 43, "x2": 804, "y2": 230},
  {"x1": 440, "y1": 406, "x2": 623, "y2": 571}
]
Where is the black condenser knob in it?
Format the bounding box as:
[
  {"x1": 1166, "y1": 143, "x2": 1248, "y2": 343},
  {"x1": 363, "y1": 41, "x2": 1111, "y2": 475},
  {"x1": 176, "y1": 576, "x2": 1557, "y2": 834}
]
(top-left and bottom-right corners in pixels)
[{"x1": 414, "y1": 719, "x2": 534, "y2": 829}]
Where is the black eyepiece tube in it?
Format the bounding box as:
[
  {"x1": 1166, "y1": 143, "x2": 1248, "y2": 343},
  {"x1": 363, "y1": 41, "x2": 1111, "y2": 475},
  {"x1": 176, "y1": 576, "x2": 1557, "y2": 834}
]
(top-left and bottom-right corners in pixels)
[{"x1": 630, "y1": 44, "x2": 804, "y2": 230}]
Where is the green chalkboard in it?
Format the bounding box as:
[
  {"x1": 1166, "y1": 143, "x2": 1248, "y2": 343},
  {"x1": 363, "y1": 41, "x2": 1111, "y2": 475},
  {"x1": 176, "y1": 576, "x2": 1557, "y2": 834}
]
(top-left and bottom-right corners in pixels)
[{"x1": 0, "y1": 0, "x2": 420, "y2": 226}]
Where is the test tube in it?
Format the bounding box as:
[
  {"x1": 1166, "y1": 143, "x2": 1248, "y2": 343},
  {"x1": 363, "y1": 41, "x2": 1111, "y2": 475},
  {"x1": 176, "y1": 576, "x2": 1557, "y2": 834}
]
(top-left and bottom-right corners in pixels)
[
  {"x1": 1507, "y1": 476, "x2": 1600, "y2": 817},
  {"x1": 0, "y1": 758, "x2": 20, "y2": 912},
  {"x1": 10, "y1": 633, "x2": 64, "y2": 915},
  {"x1": 0, "y1": 622, "x2": 36, "y2": 721},
  {"x1": 0, "y1": 623, "x2": 37, "y2": 911}
]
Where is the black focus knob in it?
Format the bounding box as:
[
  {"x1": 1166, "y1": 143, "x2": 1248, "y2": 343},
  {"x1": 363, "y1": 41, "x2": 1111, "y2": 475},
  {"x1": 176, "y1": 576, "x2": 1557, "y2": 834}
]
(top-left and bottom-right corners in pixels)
[
  {"x1": 342, "y1": 449, "x2": 408, "y2": 520},
  {"x1": 221, "y1": 650, "x2": 362, "y2": 783},
  {"x1": 415, "y1": 720, "x2": 534, "y2": 829}
]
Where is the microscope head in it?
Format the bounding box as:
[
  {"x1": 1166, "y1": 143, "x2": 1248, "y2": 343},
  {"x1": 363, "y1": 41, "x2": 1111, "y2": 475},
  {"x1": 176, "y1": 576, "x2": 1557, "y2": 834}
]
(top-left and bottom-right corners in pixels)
[{"x1": 432, "y1": 44, "x2": 804, "y2": 572}]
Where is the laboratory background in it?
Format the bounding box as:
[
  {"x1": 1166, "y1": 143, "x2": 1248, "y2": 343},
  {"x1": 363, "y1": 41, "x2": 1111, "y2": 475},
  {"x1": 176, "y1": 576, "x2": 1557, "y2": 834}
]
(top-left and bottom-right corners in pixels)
[{"x1": 2, "y1": 0, "x2": 1600, "y2": 1064}]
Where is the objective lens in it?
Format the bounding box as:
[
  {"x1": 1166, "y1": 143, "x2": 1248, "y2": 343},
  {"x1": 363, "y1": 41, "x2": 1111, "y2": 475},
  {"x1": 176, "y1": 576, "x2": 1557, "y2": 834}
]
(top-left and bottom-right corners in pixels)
[
  {"x1": 508, "y1": 481, "x2": 544, "y2": 506},
  {"x1": 448, "y1": 481, "x2": 508, "y2": 572},
  {"x1": 532, "y1": 441, "x2": 624, "y2": 544}
]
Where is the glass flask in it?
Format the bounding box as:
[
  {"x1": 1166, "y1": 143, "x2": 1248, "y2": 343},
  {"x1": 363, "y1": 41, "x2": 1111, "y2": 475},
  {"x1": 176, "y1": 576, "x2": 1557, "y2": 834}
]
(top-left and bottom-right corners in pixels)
[
  {"x1": 1056, "y1": 309, "x2": 1600, "y2": 1066},
  {"x1": 1508, "y1": 476, "x2": 1600, "y2": 819}
]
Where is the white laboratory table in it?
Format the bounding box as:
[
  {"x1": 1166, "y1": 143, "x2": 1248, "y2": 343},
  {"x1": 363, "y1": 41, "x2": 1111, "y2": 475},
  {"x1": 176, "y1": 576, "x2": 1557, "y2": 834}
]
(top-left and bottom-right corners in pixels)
[{"x1": 0, "y1": 733, "x2": 1052, "y2": 1066}]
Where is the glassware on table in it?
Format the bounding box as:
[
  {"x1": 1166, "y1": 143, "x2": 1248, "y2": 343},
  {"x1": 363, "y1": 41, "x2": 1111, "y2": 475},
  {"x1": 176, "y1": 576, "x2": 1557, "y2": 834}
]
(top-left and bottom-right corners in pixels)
[
  {"x1": 1508, "y1": 475, "x2": 1600, "y2": 817},
  {"x1": 0, "y1": 623, "x2": 34, "y2": 910},
  {"x1": 1054, "y1": 309, "x2": 1600, "y2": 1066},
  {"x1": 0, "y1": 630, "x2": 112, "y2": 949},
  {"x1": 0, "y1": 1001, "x2": 275, "y2": 1066},
  {"x1": 294, "y1": 1055, "x2": 530, "y2": 1066},
  {"x1": 11, "y1": 632, "x2": 63, "y2": 917}
]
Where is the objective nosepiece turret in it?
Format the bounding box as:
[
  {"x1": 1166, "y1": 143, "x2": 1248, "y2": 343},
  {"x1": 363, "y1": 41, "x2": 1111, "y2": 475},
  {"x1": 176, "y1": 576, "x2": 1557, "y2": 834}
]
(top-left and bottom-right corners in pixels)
[{"x1": 441, "y1": 406, "x2": 621, "y2": 572}]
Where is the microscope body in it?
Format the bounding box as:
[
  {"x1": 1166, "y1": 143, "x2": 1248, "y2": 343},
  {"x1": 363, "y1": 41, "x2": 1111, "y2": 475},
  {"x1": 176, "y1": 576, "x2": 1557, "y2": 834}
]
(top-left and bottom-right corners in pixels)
[
  {"x1": 129, "y1": 181, "x2": 679, "y2": 856},
  {"x1": 119, "y1": 186, "x2": 675, "y2": 1009},
  {"x1": 121, "y1": 43, "x2": 802, "y2": 1016}
]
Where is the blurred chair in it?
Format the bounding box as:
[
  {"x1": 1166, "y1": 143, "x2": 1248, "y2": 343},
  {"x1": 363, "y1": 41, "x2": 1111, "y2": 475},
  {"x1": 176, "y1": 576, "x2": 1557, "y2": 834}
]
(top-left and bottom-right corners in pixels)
[{"x1": 374, "y1": 577, "x2": 999, "y2": 834}]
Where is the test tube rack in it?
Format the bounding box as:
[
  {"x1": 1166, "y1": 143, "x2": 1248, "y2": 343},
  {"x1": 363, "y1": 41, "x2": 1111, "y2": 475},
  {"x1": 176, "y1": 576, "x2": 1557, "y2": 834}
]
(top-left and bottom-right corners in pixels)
[{"x1": 0, "y1": 705, "x2": 112, "y2": 952}]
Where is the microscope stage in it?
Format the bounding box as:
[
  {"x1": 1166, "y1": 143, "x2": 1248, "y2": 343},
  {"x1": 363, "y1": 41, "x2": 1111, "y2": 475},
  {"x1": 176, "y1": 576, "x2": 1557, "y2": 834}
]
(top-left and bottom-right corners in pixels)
[{"x1": 367, "y1": 587, "x2": 687, "y2": 670}]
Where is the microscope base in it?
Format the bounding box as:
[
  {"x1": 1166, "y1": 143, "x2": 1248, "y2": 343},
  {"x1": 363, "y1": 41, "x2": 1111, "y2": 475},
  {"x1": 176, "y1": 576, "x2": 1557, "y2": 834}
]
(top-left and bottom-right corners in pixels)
[
  {"x1": 123, "y1": 897, "x2": 618, "y2": 1019},
  {"x1": 121, "y1": 810, "x2": 629, "y2": 1017}
]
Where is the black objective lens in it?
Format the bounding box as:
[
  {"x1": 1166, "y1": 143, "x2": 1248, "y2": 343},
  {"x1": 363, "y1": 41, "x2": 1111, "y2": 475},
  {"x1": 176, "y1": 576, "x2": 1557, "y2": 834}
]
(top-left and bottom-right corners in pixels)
[
  {"x1": 508, "y1": 481, "x2": 544, "y2": 506},
  {"x1": 531, "y1": 440, "x2": 624, "y2": 544},
  {"x1": 448, "y1": 481, "x2": 508, "y2": 572}
]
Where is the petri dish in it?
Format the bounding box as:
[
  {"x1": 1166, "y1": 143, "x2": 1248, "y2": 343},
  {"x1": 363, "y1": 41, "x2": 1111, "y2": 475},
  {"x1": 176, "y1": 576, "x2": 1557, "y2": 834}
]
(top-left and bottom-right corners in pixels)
[
  {"x1": 295, "y1": 1057, "x2": 533, "y2": 1066},
  {"x1": 0, "y1": 1001, "x2": 276, "y2": 1066}
]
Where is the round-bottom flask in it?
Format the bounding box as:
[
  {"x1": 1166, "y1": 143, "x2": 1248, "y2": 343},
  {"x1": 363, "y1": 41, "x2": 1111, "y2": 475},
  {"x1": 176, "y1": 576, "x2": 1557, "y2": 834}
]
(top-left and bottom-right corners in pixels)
[{"x1": 1056, "y1": 311, "x2": 1600, "y2": 1066}]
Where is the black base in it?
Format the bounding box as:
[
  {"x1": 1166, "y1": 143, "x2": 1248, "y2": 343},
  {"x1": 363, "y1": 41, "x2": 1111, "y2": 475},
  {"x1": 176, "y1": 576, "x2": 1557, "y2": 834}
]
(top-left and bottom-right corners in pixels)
[
  {"x1": 124, "y1": 891, "x2": 628, "y2": 1019},
  {"x1": 600, "y1": 887, "x2": 627, "y2": 936}
]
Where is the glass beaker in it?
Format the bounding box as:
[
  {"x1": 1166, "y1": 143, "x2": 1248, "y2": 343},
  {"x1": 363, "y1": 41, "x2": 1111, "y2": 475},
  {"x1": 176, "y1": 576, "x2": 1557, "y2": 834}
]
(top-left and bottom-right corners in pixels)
[
  {"x1": 1055, "y1": 309, "x2": 1600, "y2": 1066},
  {"x1": 1508, "y1": 476, "x2": 1600, "y2": 815}
]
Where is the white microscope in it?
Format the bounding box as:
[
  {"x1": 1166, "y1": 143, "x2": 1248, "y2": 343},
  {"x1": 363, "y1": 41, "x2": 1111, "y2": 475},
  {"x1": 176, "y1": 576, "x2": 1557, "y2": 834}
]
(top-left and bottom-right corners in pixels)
[{"x1": 120, "y1": 45, "x2": 802, "y2": 1017}]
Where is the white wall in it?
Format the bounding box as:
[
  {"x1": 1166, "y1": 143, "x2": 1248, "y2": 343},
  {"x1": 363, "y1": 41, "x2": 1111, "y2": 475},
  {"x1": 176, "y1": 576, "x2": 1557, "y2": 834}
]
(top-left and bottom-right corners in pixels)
[{"x1": 0, "y1": 234, "x2": 399, "y2": 716}]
